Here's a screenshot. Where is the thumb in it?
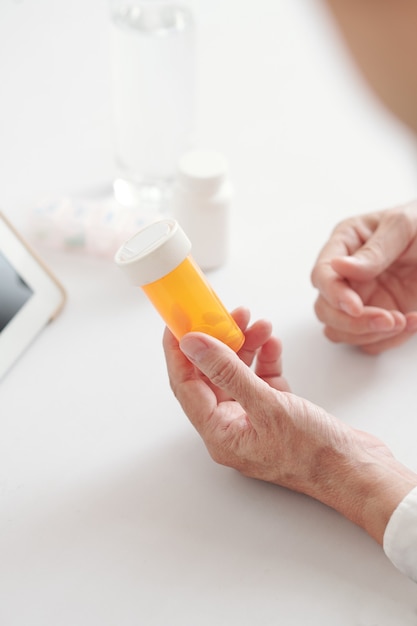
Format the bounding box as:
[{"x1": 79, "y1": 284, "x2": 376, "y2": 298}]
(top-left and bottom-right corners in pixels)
[
  {"x1": 179, "y1": 332, "x2": 275, "y2": 423},
  {"x1": 331, "y1": 216, "x2": 411, "y2": 281}
]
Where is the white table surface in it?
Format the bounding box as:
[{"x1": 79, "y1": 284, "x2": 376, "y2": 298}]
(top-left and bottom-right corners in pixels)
[{"x1": 1, "y1": 0, "x2": 417, "y2": 624}]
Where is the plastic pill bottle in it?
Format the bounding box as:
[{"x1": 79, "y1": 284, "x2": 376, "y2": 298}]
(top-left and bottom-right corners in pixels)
[
  {"x1": 114, "y1": 219, "x2": 244, "y2": 352},
  {"x1": 170, "y1": 150, "x2": 233, "y2": 271}
]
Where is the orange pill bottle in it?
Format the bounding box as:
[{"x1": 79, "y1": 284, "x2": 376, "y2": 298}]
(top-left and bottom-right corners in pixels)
[{"x1": 115, "y1": 219, "x2": 244, "y2": 352}]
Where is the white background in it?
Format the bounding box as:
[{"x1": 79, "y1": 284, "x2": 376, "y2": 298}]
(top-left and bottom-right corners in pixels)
[{"x1": 1, "y1": 0, "x2": 417, "y2": 624}]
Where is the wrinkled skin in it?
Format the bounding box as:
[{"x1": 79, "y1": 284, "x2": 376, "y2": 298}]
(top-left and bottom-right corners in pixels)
[{"x1": 163, "y1": 308, "x2": 417, "y2": 544}]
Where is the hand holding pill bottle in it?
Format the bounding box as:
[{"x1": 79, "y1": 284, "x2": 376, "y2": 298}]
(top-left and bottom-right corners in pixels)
[{"x1": 115, "y1": 219, "x2": 244, "y2": 352}]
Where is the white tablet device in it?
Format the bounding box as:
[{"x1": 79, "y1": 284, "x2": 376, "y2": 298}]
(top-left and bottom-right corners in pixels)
[{"x1": 0, "y1": 212, "x2": 66, "y2": 380}]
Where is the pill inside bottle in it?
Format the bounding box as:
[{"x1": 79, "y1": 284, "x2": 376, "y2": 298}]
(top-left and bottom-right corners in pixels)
[{"x1": 115, "y1": 219, "x2": 244, "y2": 352}]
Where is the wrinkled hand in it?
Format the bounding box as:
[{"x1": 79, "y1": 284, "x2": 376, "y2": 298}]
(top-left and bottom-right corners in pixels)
[
  {"x1": 163, "y1": 308, "x2": 417, "y2": 544},
  {"x1": 311, "y1": 203, "x2": 417, "y2": 353}
]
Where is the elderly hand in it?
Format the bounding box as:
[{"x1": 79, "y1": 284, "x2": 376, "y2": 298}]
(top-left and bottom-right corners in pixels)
[
  {"x1": 163, "y1": 308, "x2": 417, "y2": 545},
  {"x1": 311, "y1": 203, "x2": 417, "y2": 354}
]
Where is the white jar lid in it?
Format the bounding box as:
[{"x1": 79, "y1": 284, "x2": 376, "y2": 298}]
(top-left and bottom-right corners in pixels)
[
  {"x1": 114, "y1": 219, "x2": 191, "y2": 286},
  {"x1": 177, "y1": 150, "x2": 228, "y2": 195}
]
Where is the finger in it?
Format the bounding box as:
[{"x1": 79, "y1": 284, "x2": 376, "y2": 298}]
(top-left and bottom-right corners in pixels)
[
  {"x1": 323, "y1": 313, "x2": 406, "y2": 346},
  {"x1": 314, "y1": 296, "x2": 403, "y2": 335},
  {"x1": 255, "y1": 336, "x2": 291, "y2": 392},
  {"x1": 179, "y1": 332, "x2": 276, "y2": 428},
  {"x1": 163, "y1": 325, "x2": 194, "y2": 383},
  {"x1": 164, "y1": 327, "x2": 220, "y2": 436},
  {"x1": 254, "y1": 335, "x2": 282, "y2": 376},
  {"x1": 331, "y1": 210, "x2": 414, "y2": 281},
  {"x1": 361, "y1": 328, "x2": 417, "y2": 355},
  {"x1": 237, "y1": 319, "x2": 273, "y2": 368},
  {"x1": 311, "y1": 259, "x2": 364, "y2": 317},
  {"x1": 230, "y1": 306, "x2": 251, "y2": 332},
  {"x1": 311, "y1": 216, "x2": 379, "y2": 316},
  {"x1": 163, "y1": 326, "x2": 215, "y2": 403}
]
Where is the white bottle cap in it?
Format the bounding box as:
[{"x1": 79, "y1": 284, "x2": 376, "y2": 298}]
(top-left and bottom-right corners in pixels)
[
  {"x1": 114, "y1": 219, "x2": 191, "y2": 286},
  {"x1": 177, "y1": 150, "x2": 228, "y2": 195}
]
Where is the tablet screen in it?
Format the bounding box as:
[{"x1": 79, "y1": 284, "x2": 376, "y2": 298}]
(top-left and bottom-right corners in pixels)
[{"x1": 0, "y1": 252, "x2": 34, "y2": 332}]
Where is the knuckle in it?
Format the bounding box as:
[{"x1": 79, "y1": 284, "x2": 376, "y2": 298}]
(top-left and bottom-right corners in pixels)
[
  {"x1": 208, "y1": 357, "x2": 239, "y2": 389},
  {"x1": 310, "y1": 263, "x2": 320, "y2": 287},
  {"x1": 167, "y1": 374, "x2": 178, "y2": 397},
  {"x1": 359, "y1": 240, "x2": 385, "y2": 264},
  {"x1": 331, "y1": 217, "x2": 356, "y2": 238},
  {"x1": 386, "y1": 207, "x2": 415, "y2": 238},
  {"x1": 310, "y1": 258, "x2": 329, "y2": 288},
  {"x1": 313, "y1": 297, "x2": 326, "y2": 322}
]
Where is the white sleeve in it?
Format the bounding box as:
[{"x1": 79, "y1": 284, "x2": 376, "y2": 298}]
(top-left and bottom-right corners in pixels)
[{"x1": 383, "y1": 486, "x2": 417, "y2": 582}]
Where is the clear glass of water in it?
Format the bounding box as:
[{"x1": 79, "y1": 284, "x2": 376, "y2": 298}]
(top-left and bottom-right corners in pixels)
[{"x1": 109, "y1": 0, "x2": 195, "y2": 215}]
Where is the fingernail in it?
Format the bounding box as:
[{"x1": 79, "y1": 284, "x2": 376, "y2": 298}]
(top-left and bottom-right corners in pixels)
[
  {"x1": 346, "y1": 256, "x2": 365, "y2": 265},
  {"x1": 339, "y1": 300, "x2": 362, "y2": 316},
  {"x1": 180, "y1": 335, "x2": 209, "y2": 363},
  {"x1": 369, "y1": 315, "x2": 395, "y2": 331},
  {"x1": 339, "y1": 301, "x2": 355, "y2": 315}
]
